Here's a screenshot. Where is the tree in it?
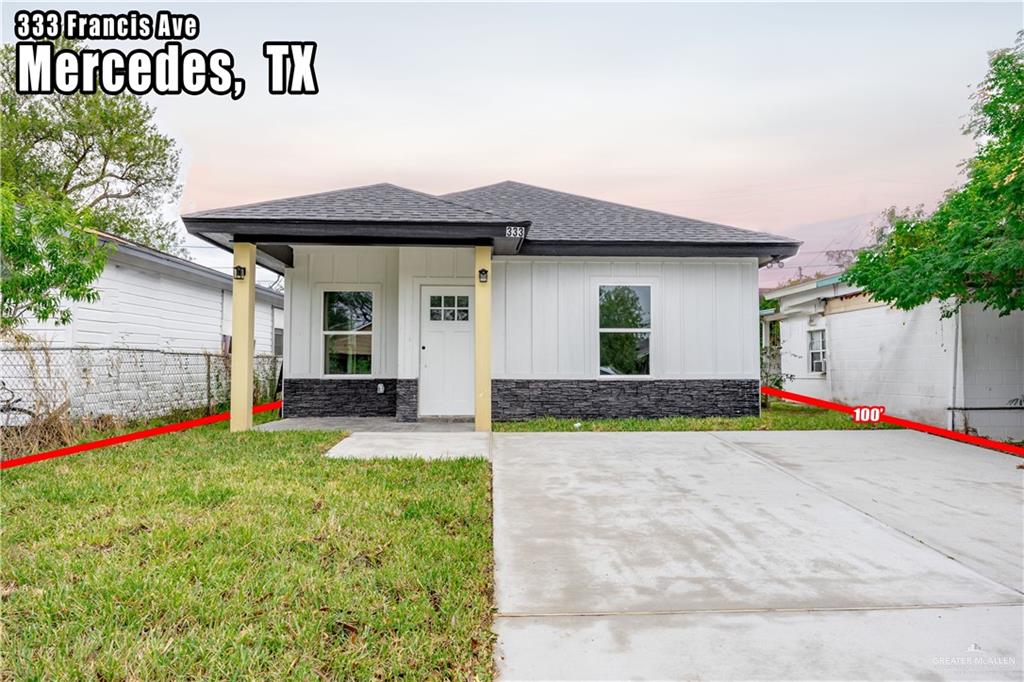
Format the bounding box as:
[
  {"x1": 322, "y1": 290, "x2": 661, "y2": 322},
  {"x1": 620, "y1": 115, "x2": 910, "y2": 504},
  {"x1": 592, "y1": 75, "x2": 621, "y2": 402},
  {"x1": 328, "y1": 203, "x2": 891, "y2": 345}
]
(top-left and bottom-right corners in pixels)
[
  {"x1": 0, "y1": 185, "x2": 109, "y2": 334},
  {"x1": 0, "y1": 42, "x2": 183, "y2": 254},
  {"x1": 844, "y1": 32, "x2": 1024, "y2": 317}
]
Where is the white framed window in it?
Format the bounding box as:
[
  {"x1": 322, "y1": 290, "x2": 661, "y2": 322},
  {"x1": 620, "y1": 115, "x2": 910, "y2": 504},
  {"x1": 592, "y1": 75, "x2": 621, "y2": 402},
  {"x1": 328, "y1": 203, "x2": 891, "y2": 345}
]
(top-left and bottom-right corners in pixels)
[
  {"x1": 597, "y1": 283, "x2": 652, "y2": 377},
  {"x1": 321, "y1": 287, "x2": 377, "y2": 376},
  {"x1": 808, "y1": 329, "x2": 827, "y2": 373},
  {"x1": 273, "y1": 328, "x2": 284, "y2": 357}
]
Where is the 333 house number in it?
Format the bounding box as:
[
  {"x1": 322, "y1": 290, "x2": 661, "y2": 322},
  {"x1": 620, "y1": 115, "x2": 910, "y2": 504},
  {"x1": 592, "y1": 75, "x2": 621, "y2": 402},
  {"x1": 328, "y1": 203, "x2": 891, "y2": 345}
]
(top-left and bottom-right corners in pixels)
[
  {"x1": 852, "y1": 405, "x2": 885, "y2": 423},
  {"x1": 505, "y1": 226, "x2": 525, "y2": 238}
]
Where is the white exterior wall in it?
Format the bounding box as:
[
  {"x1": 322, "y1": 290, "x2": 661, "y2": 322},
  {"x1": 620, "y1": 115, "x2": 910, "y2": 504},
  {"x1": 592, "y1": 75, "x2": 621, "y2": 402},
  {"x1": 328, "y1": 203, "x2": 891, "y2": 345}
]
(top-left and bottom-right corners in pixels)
[
  {"x1": 5, "y1": 249, "x2": 283, "y2": 419},
  {"x1": 284, "y1": 248, "x2": 761, "y2": 382},
  {"x1": 777, "y1": 314, "x2": 830, "y2": 400},
  {"x1": 492, "y1": 257, "x2": 760, "y2": 379},
  {"x1": 826, "y1": 300, "x2": 958, "y2": 427},
  {"x1": 780, "y1": 300, "x2": 958, "y2": 428},
  {"x1": 22, "y1": 256, "x2": 280, "y2": 353},
  {"x1": 396, "y1": 247, "x2": 475, "y2": 379},
  {"x1": 960, "y1": 305, "x2": 1024, "y2": 440},
  {"x1": 777, "y1": 297, "x2": 1023, "y2": 440},
  {"x1": 284, "y1": 246, "x2": 402, "y2": 379}
]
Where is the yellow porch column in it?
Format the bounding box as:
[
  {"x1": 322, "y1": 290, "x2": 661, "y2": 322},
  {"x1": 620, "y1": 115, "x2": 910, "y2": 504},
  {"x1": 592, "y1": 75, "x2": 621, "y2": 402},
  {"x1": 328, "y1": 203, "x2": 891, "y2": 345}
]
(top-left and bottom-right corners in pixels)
[
  {"x1": 474, "y1": 246, "x2": 493, "y2": 432},
  {"x1": 230, "y1": 242, "x2": 257, "y2": 432}
]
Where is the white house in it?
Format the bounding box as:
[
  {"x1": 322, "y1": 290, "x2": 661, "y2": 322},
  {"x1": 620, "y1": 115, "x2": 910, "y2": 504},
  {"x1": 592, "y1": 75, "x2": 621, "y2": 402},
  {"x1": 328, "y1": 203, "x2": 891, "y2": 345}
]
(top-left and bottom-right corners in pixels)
[
  {"x1": 763, "y1": 274, "x2": 1024, "y2": 441},
  {"x1": 183, "y1": 181, "x2": 801, "y2": 431},
  {"x1": 4, "y1": 231, "x2": 283, "y2": 418}
]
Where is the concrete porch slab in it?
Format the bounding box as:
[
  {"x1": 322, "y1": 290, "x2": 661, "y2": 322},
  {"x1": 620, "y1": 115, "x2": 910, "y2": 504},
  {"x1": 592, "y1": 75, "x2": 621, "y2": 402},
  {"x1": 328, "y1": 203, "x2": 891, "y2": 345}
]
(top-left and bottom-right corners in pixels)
[
  {"x1": 256, "y1": 416, "x2": 475, "y2": 432},
  {"x1": 325, "y1": 432, "x2": 491, "y2": 459}
]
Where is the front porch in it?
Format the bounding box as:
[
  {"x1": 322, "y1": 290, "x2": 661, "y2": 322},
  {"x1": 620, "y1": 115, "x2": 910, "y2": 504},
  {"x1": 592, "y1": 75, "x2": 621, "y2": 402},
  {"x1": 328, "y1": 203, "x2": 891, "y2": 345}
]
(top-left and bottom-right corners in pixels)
[{"x1": 230, "y1": 243, "x2": 499, "y2": 433}]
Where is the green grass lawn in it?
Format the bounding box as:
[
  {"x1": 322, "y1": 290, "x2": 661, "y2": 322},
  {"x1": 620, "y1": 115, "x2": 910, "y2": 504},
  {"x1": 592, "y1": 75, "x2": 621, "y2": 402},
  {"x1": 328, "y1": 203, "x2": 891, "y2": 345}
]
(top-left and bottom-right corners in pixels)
[
  {"x1": 494, "y1": 399, "x2": 901, "y2": 432},
  {"x1": 1, "y1": 422, "x2": 494, "y2": 680}
]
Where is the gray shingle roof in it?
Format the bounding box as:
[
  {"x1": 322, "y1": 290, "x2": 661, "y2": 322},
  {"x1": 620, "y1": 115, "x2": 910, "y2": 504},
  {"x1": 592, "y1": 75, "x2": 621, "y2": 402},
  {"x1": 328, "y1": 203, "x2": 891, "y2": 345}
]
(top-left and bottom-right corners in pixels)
[
  {"x1": 445, "y1": 181, "x2": 798, "y2": 245},
  {"x1": 184, "y1": 182, "x2": 520, "y2": 224}
]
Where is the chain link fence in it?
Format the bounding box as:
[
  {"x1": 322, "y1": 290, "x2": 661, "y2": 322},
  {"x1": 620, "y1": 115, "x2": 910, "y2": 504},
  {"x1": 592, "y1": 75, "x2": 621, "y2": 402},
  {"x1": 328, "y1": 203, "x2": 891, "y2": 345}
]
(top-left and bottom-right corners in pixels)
[{"x1": 1, "y1": 345, "x2": 281, "y2": 427}]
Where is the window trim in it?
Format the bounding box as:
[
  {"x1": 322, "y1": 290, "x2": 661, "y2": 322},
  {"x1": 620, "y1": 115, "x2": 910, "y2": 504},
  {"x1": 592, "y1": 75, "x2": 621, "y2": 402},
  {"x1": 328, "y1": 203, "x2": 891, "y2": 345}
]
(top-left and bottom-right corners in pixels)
[
  {"x1": 591, "y1": 277, "x2": 658, "y2": 380},
  {"x1": 273, "y1": 327, "x2": 284, "y2": 357},
  {"x1": 807, "y1": 328, "x2": 827, "y2": 374},
  {"x1": 318, "y1": 284, "x2": 382, "y2": 379}
]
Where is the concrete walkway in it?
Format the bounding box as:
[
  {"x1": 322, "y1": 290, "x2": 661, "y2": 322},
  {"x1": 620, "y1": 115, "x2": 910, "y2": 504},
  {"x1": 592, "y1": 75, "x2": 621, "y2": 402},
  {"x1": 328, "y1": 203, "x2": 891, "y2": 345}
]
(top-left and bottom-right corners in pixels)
[
  {"x1": 326, "y1": 432, "x2": 490, "y2": 459},
  {"x1": 492, "y1": 431, "x2": 1023, "y2": 680}
]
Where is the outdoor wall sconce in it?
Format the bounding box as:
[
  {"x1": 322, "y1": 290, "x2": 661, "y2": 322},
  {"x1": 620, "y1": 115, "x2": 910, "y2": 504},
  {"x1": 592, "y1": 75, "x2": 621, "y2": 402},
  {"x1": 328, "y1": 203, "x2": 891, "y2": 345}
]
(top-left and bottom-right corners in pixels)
[
  {"x1": 233, "y1": 266, "x2": 247, "y2": 280},
  {"x1": 478, "y1": 268, "x2": 489, "y2": 283}
]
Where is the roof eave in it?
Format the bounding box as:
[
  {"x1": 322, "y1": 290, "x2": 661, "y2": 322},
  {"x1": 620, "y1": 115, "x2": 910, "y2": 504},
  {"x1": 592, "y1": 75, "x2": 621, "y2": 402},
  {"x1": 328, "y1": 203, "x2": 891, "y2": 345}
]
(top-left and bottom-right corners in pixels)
[
  {"x1": 517, "y1": 240, "x2": 800, "y2": 262},
  {"x1": 183, "y1": 217, "x2": 533, "y2": 267},
  {"x1": 763, "y1": 272, "x2": 847, "y2": 300},
  {"x1": 97, "y1": 232, "x2": 284, "y2": 303}
]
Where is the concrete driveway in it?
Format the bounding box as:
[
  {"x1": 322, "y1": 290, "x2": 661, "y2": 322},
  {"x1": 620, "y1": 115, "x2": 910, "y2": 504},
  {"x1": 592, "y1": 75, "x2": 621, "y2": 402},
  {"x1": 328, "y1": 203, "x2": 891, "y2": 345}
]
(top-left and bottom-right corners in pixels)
[{"x1": 491, "y1": 431, "x2": 1023, "y2": 680}]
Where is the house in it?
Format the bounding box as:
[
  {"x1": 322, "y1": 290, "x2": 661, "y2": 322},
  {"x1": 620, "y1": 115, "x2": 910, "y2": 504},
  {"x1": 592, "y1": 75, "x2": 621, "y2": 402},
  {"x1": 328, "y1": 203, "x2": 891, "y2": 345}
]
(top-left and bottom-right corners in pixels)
[
  {"x1": 3, "y1": 230, "x2": 284, "y2": 419},
  {"x1": 762, "y1": 274, "x2": 1024, "y2": 441},
  {"x1": 182, "y1": 181, "x2": 801, "y2": 431}
]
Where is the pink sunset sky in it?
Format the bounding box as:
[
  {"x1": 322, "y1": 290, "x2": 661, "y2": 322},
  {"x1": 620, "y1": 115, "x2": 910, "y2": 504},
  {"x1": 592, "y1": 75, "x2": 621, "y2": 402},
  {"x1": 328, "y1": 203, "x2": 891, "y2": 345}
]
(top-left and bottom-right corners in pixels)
[{"x1": 5, "y1": 2, "x2": 1021, "y2": 287}]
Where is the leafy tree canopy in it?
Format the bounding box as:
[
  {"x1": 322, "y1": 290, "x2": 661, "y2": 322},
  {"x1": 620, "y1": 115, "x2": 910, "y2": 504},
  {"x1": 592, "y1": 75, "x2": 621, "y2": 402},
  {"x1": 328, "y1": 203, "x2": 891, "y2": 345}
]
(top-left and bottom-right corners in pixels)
[
  {"x1": 1, "y1": 185, "x2": 110, "y2": 334},
  {"x1": 845, "y1": 32, "x2": 1024, "y2": 316},
  {"x1": 1, "y1": 41, "x2": 183, "y2": 254}
]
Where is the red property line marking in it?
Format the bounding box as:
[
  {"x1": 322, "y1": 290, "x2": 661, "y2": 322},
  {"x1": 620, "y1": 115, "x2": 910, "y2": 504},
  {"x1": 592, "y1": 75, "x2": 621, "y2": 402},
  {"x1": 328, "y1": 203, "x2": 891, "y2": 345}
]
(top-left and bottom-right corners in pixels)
[
  {"x1": 1, "y1": 401, "x2": 283, "y2": 471},
  {"x1": 761, "y1": 386, "x2": 1024, "y2": 458}
]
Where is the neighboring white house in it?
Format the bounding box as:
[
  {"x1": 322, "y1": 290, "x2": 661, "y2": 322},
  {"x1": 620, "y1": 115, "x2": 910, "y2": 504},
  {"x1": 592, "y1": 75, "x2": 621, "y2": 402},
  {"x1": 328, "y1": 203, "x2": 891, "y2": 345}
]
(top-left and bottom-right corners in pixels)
[
  {"x1": 183, "y1": 181, "x2": 801, "y2": 427},
  {"x1": 3, "y1": 231, "x2": 284, "y2": 418},
  {"x1": 763, "y1": 274, "x2": 1024, "y2": 441}
]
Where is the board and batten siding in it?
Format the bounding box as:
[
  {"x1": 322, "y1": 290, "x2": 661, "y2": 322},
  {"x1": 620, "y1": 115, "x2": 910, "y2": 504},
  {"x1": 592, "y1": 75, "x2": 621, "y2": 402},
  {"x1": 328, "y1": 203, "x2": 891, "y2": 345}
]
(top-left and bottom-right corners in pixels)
[
  {"x1": 284, "y1": 245, "x2": 475, "y2": 379},
  {"x1": 284, "y1": 247, "x2": 761, "y2": 383},
  {"x1": 491, "y1": 257, "x2": 761, "y2": 380},
  {"x1": 285, "y1": 246, "x2": 402, "y2": 379}
]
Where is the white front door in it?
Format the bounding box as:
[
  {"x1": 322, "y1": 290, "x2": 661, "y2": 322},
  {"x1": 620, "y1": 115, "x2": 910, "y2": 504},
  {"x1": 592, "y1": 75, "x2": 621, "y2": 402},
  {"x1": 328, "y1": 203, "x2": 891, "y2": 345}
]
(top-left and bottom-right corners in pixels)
[{"x1": 419, "y1": 286, "x2": 475, "y2": 416}]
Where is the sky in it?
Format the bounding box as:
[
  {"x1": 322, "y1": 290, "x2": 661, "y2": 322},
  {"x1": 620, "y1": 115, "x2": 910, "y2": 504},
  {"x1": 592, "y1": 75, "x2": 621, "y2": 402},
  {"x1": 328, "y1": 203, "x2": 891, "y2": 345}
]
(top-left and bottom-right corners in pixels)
[{"x1": 5, "y1": 1, "x2": 1021, "y2": 287}]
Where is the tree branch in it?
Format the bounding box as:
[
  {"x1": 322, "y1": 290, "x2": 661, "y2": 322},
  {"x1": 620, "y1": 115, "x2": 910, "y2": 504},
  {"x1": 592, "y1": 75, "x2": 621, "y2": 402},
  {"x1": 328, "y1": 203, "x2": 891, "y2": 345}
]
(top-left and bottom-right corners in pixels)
[{"x1": 85, "y1": 180, "x2": 150, "y2": 209}]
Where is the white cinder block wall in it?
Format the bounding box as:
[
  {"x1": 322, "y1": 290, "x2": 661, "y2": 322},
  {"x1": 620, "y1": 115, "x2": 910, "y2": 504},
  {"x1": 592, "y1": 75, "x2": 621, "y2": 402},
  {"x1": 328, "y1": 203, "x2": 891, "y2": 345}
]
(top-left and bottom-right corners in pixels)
[
  {"x1": 284, "y1": 246, "x2": 761, "y2": 382},
  {"x1": 960, "y1": 305, "x2": 1024, "y2": 440},
  {"x1": 826, "y1": 300, "x2": 958, "y2": 427},
  {"x1": 779, "y1": 298, "x2": 1023, "y2": 440}
]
